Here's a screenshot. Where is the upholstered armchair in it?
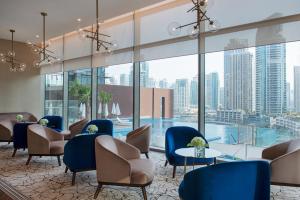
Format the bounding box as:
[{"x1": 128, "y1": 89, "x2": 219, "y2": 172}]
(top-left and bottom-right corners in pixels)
[
  {"x1": 262, "y1": 138, "x2": 300, "y2": 186},
  {"x1": 26, "y1": 124, "x2": 64, "y2": 166},
  {"x1": 40, "y1": 115, "x2": 63, "y2": 132},
  {"x1": 165, "y1": 126, "x2": 214, "y2": 178},
  {"x1": 81, "y1": 119, "x2": 113, "y2": 135},
  {"x1": 179, "y1": 161, "x2": 270, "y2": 200},
  {"x1": 0, "y1": 120, "x2": 14, "y2": 143},
  {"x1": 94, "y1": 135, "x2": 154, "y2": 200},
  {"x1": 126, "y1": 124, "x2": 151, "y2": 158},
  {"x1": 63, "y1": 131, "x2": 112, "y2": 185},
  {"x1": 63, "y1": 119, "x2": 88, "y2": 140}
]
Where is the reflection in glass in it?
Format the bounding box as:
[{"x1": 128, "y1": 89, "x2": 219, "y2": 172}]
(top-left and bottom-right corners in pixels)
[{"x1": 45, "y1": 73, "x2": 63, "y2": 116}]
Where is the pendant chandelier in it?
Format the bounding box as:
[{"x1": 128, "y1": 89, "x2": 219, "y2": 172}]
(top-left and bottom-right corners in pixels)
[
  {"x1": 78, "y1": 0, "x2": 117, "y2": 52},
  {"x1": 168, "y1": 0, "x2": 220, "y2": 37},
  {"x1": 0, "y1": 30, "x2": 27, "y2": 72},
  {"x1": 27, "y1": 12, "x2": 60, "y2": 68}
]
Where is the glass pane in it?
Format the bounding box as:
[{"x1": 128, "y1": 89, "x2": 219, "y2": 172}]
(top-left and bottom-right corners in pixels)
[
  {"x1": 96, "y1": 64, "x2": 133, "y2": 137},
  {"x1": 68, "y1": 69, "x2": 92, "y2": 126},
  {"x1": 44, "y1": 73, "x2": 63, "y2": 116},
  {"x1": 205, "y1": 40, "x2": 300, "y2": 159},
  {"x1": 140, "y1": 55, "x2": 198, "y2": 149}
]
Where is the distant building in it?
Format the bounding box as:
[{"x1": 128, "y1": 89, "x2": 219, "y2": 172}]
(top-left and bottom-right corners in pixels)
[
  {"x1": 120, "y1": 74, "x2": 130, "y2": 86},
  {"x1": 159, "y1": 79, "x2": 168, "y2": 88},
  {"x1": 217, "y1": 110, "x2": 245, "y2": 123},
  {"x1": 205, "y1": 73, "x2": 219, "y2": 110},
  {"x1": 174, "y1": 79, "x2": 190, "y2": 113},
  {"x1": 294, "y1": 66, "x2": 300, "y2": 112},
  {"x1": 190, "y1": 76, "x2": 198, "y2": 108},
  {"x1": 275, "y1": 116, "x2": 300, "y2": 135},
  {"x1": 286, "y1": 82, "x2": 291, "y2": 111},
  {"x1": 224, "y1": 39, "x2": 253, "y2": 113},
  {"x1": 140, "y1": 62, "x2": 150, "y2": 87},
  {"x1": 148, "y1": 78, "x2": 156, "y2": 88},
  {"x1": 219, "y1": 87, "x2": 224, "y2": 109}
]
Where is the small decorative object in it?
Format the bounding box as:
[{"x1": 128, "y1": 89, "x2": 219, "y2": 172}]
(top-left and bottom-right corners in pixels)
[
  {"x1": 39, "y1": 119, "x2": 49, "y2": 126},
  {"x1": 16, "y1": 114, "x2": 24, "y2": 122},
  {"x1": 187, "y1": 137, "x2": 208, "y2": 158},
  {"x1": 87, "y1": 124, "x2": 98, "y2": 134}
]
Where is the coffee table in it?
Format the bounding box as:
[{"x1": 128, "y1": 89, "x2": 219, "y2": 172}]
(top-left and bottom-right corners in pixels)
[{"x1": 175, "y1": 147, "x2": 222, "y2": 174}]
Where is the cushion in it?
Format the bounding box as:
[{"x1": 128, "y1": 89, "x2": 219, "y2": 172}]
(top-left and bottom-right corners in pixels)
[{"x1": 128, "y1": 159, "x2": 155, "y2": 185}]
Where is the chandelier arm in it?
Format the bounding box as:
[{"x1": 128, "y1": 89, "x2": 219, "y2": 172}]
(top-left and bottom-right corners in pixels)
[{"x1": 177, "y1": 21, "x2": 198, "y2": 29}]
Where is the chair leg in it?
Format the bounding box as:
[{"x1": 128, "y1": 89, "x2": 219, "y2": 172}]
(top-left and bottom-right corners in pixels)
[
  {"x1": 145, "y1": 153, "x2": 149, "y2": 159},
  {"x1": 141, "y1": 186, "x2": 147, "y2": 200},
  {"x1": 164, "y1": 160, "x2": 168, "y2": 167},
  {"x1": 94, "y1": 184, "x2": 102, "y2": 199},
  {"x1": 26, "y1": 155, "x2": 32, "y2": 165},
  {"x1": 172, "y1": 166, "x2": 176, "y2": 178},
  {"x1": 8, "y1": 142, "x2": 10, "y2": 145},
  {"x1": 57, "y1": 155, "x2": 61, "y2": 166},
  {"x1": 12, "y1": 149, "x2": 17, "y2": 157},
  {"x1": 65, "y1": 167, "x2": 68, "y2": 173},
  {"x1": 71, "y1": 172, "x2": 76, "y2": 186}
]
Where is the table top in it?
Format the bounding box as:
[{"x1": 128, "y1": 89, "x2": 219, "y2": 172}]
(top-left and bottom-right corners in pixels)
[{"x1": 175, "y1": 147, "x2": 222, "y2": 158}]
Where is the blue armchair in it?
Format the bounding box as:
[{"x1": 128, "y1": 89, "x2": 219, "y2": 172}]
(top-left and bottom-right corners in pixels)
[
  {"x1": 40, "y1": 116, "x2": 63, "y2": 132},
  {"x1": 81, "y1": 119, "x2": 113, "y2": 135},
  {"x1": 63, "y1": 120, "x2": 113, "y2": 185},
  {"x1": 165, "y1": 126, "x2": 214, "y2": 178},
  {"x1": 179, "y1": 161, "x2": 270, "y2": 200}
]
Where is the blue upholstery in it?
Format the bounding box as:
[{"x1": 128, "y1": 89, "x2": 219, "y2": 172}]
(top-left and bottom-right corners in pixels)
[
  {"x1": 165, "y1": 126, "x2": 213, "y2": 166},
  {"x1": 40, "y1": 116, "x2": 63, "y2": 132},
  {"x1": 178, "y1": 161, "x2": 271, "y2": 200},
  {"x1": 81, "y1": 120, "x2": 113, "y2": 135},
  {"x1": 13, "y1": 122, "x2": 36, "y2": 150}
]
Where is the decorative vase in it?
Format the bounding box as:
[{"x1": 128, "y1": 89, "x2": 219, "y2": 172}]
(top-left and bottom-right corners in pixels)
[{"x1": 194, "y1": 147, "x2": 205, "y2": 158}]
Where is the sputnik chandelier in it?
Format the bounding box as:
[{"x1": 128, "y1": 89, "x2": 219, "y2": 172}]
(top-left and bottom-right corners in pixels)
[
  {"x1": 77, "y1": 0, "x2": 117, "y2": 52},
  {"x1": 27, "y1": 12, "x2": 60, "y2": 67},
  {"x1": 0, "y1": 30, "x2": 27, "y2": 72},
  {"x1": 168, "y1": 0, "x2": 220, "y2": 37}
]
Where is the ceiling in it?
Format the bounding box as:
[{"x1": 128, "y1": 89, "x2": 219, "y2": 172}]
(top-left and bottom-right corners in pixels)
[{"x1": 0, "y1": 0, "x2": 165, "y2": 42}]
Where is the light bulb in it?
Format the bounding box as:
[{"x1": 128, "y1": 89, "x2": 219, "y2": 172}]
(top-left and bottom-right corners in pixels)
[
  {"x1": 0, "y1": 53, "x2": 4, "y2": 57},
  {"x1": 1, "y1": 57, "x2": 6, "y2": 63},
  {"x1": 208, "y1": 20, "x2": 220, "y2": 32},
  {"x1": 18, "y1": 63, "x2": 26, "y2": 72},
  {"x1": 200, "y1": 0, "x2": 208, "y2": 7},
  {"x1": 110, "y1": 40, "x2": 118, "y2": 50},
  {"x1": 187, "y1": 26, "x2": 200, "y2": 39},
  {"x1": 168, "y1": 22, "x2": 181, "y2": 36},
  {"x1": 10, "y1": 66, "x2": 17, "y2": 72},
  {"x1": 33, "y1": 60, "x2": 40, "y2": 68},
  {"x1": 8, "y1": 50, "x2": 15, "y2": 57}
]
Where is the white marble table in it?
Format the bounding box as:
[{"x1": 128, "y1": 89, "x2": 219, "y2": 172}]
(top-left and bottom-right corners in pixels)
[{"x1": 175, "y1": 147, "x2": 222, "y2": 173}]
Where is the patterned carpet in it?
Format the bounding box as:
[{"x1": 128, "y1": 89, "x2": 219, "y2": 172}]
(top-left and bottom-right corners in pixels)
[{"x1": 0, "y1": 143, "x2": 299, "y2": 200}]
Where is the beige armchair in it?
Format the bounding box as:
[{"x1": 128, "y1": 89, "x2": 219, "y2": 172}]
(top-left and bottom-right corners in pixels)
[
  {"x1": 126, "y1": 125, "x2": 151, "y2": 159},
  {"x1": 26, "y1": 124, "x2": 64, "y2": 166},
  {"x1": 262, "y1": 138, "x2": 300, "y2": 186},
  {"x1": 0, "y1": 120, "x2": 14, "y2": 143},
  {"x1": 94, "y1": 135, "x2": 155, "y2": 200},
  {"x1": 63, "y1": 119, "x2": 88, "y2": 140}
]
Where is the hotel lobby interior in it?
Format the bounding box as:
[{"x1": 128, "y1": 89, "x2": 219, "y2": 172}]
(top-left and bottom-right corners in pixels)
[{"x1": 1, "y1": 0, "x2": 300, "y2": 199}]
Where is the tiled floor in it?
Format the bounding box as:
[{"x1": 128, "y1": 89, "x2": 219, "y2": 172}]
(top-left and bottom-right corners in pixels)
[{"x1": 0, "y1": 143, "x2": 299, "y2": 200}]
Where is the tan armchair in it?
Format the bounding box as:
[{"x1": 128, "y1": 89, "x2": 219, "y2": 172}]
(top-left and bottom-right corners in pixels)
[
  {"x1": 262, "y1": 138, "x2": 300, "y2": 186},
  {"x1": 0, "y1": 120, "x2": 14, "y2": 143},
  {"x1": 94, "y1": 135, "x2": 155, "y2": 200},
  {"x1": 63, "y1": 119, "x2": 88, "y2": 140},
  {"x1": 26, "y1": 124, "x2": 64, "y2": 166},
  {"x1": 126, "y1": 125, "x2": 151, "y2": 159}
]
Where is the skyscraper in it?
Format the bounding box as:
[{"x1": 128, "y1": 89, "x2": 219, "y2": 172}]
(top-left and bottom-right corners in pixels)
[
  {"x1": 205, "y1": 73, "x2": 219, "y2": 110},
  {"x1": 256, "y1": 44, "x2": 286, "y2": 116},
  {"x1": 294, "y1": 66, "x2": 300, "y2": 112},
  {"x1": 140, "y1": 62, "x2": 150, "y2": 87},
  {"x1": 159, "y1": 79, "x2": 168, "y2": 88},
  {"x1": 219, "y1": 87, "x2": 224, "y2": 109},
  {"x1": 224, "y1": 39, "x2": 253, "y2": 112},
  {"x1": 174, "y1": 79, "x2": 190, "y2": 113},
  {"x1": 286, "y1": 82, "x2": 291, "y2": 111},
  {"x1": 120, "y1": 74, "x2": 130, "y2": 86},
  {"x1": 190, "y1": 76, "x2": 198, "y2": 108}
]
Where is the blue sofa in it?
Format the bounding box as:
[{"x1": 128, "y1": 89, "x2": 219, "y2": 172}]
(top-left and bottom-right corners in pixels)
[
  {"x1": 81, "y1": 119, "x2": 113, "y2": 135},
  {"x1": 63, "y1": 119, "x2": 113, "y2": 185},
  {"x1": 179, "y1": 160, "x2": 270, "y2": 200},
  {"x1": 165, "y1": 126, "x2": 214, "y2": 178},
  {"x1": 40, "y1": 115, "x2": 63, "y2": 132}
]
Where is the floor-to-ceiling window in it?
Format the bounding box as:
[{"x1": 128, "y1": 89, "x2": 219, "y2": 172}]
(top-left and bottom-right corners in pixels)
[
  {"x1": 44, "y1": 73, "x2": 63, "y2": 116},
  {"x1": 68, "y1": 69, "x2": 92, "y2": 126},
  {"x1": 96, "y1": 64, "x2": 133, "y2": 137},
  {"x1": 205, "y1": 41, "x2": 300, "y2": 158},
  {"x1": 140, "y1": 55, "x2": 198, "y2": 148}
]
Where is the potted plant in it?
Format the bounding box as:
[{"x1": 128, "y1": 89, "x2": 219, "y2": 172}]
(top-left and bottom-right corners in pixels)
[
  {"x1": 187, "y1": 137, "x2": 208, "y2": 158},
  {"x1": 39, "y1": 119, "x2": 49, "y2": 126},
  {"x1": 87, "y1": 124, "x2": 98, "y2": 134},
  {"x1": 16, "y1": 114, "x2": 24, "y2": 122}
]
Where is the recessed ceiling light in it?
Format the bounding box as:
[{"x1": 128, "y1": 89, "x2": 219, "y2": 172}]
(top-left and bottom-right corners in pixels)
[
  {"x1": 35, "y1": 34, "x2": 40, "y2": 38},
  {"x1": 77, "y1": 18, "x2": 82, "y2": 22}
]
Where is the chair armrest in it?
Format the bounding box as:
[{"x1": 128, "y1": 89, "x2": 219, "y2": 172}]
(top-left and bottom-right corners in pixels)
[
  {"x1": 95, "y1": 139, "x2": 131, "y2": 184},
  {"x1": 270, "y1": 149, "x2": 300, "y2": 185},
  {"x1": 45, "y1": 127, "x2": 64, "y2": 141},
  {"x1": 27, "y1": 128, "x2": 50, "y2": 154},
  {"x1": 115, "y1": 138, "x2": 141, "y2": 160},
  {"x1": 0, "y1": 121, "x2": 13, "y2": 140},
  {"x1": 262, "y1": 141, "x2": 290, "y2": 160}
]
